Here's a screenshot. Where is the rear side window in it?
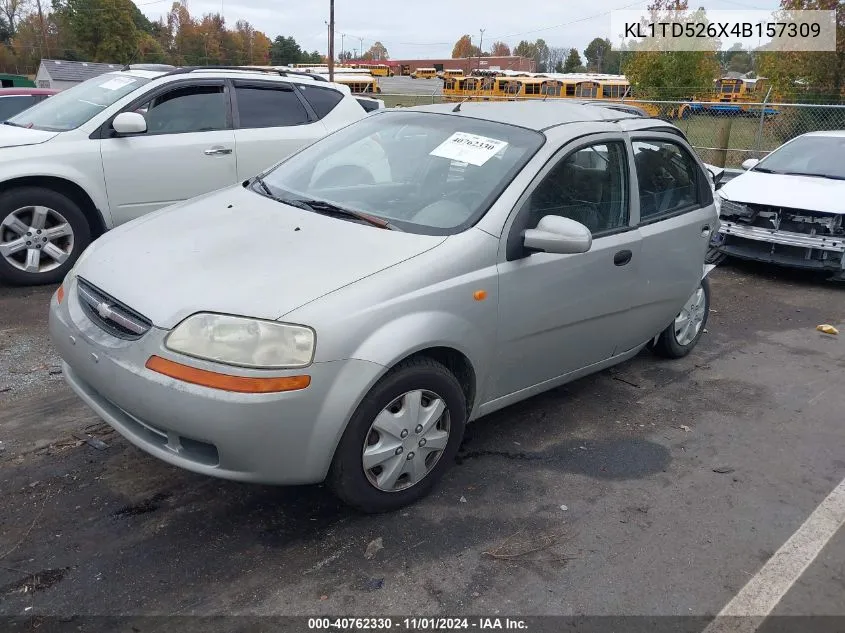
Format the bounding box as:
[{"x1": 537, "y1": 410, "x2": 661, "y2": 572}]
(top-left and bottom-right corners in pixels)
[
  {"x1": 235, "y1": 83, "x2": 310, "y2": 128},
  {"x1": 0, "y1": 95, "x2": 35, "y2": 120},
  {"x1": 296, "y1": 84, "x2": 344, "y2": 119},
  {"x1": 633, "y1": 140, "x2": 700, "y2": 222}
]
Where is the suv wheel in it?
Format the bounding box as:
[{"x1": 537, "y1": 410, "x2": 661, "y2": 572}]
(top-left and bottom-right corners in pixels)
[
  {"x1": 0, "y1": 187, "x2": 91, "y2": 285},
  {"x1": 328, "y1": 357, "x2": 466, "y2": 513}
]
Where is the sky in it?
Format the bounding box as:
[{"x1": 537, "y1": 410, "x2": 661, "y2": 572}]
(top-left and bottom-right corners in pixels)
[{"x1": 137, "y1": 0, "x2": 784, "y2": 59}]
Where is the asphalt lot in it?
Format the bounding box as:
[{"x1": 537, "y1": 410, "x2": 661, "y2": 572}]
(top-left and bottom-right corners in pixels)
[{"x1": 0, "y1": 259, "x2": 844, "y2": 628}]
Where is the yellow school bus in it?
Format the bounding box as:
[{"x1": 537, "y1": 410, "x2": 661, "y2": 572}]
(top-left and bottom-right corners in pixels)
[
  {"x1": 443, "y1": 69, "x2": 464, "y2": 79},
  {"x1": 331, "y1": 73, "x2": 381, "y2": 94},
  {"x1": 411, "y1": 67, "x2": 438, "y2": 79},
  {"x1": 369, "y1": 64, "x2": 391, "y2": 77}
]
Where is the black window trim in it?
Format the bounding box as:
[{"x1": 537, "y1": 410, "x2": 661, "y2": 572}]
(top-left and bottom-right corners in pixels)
[
  {"x1": 505, "y1": 132, "x2": 634, "y2": 262},
  {"x1": 230, "y1": 78, "x2": 317, "y2": 129},
  {"x1": 90, "y1": 78, "x2": 233, "y2": 140},
  {"x1": 630, "y1": 133, "x2": 711, "y2": 226}
]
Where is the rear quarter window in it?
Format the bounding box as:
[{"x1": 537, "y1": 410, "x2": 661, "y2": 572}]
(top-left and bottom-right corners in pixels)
[{"x1": 295, "y1": 84, "x2": 344, "y2": 119}]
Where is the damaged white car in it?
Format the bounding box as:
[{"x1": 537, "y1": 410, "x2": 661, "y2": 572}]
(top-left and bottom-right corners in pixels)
[{"x1": 709, "y1": 131, "x2": 845, "y2": 280}]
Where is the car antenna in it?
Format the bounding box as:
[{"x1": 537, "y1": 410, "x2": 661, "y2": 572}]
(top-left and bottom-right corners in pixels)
[{"x1": 452, "y1": 97, "x2": 470, "y2": 112}]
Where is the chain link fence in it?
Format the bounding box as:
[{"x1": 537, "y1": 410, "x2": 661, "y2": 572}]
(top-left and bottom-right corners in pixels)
[{"x1": 375, "y1": 92, "x2": 845, "y2": 169}]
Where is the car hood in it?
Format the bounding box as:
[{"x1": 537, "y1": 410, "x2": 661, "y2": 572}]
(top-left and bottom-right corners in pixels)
[
  {"x1": 0, "y1": 125, "x2": 59, "y2": 148},
  {"x1": 720, "y1": 170, "x2": 845, "y2": 215},
  {"x1": 74, "y1": 186, "x2": 447, "y2": 329}
]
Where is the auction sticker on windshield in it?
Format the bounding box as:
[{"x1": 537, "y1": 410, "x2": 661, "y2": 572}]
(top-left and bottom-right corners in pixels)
[
  {"x1": 430, "y1": 132, "x2": 508, "y2": 166},
  {"x1": 100, "y1": 77, "x2": 137, "y2": 91}
]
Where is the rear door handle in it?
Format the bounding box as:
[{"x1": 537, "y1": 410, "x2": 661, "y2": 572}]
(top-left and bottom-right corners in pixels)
[
  {"x1": 614, "y1": 249, "x2": 633, "y2": 266},
  {"x1": 204, "y1": 146, "x2": 233, "y2": 156}
]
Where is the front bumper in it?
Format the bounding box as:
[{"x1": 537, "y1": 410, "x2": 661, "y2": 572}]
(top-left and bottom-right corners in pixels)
[
  {"x1": 714, "y1": 221, "x2": 845, "y2": 276},
  {"x1": 49, "y1": 277, "x2": 385, "y2": 484}
]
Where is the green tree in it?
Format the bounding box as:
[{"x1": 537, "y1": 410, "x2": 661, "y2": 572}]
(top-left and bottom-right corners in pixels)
[
  {"x1": 54, "y1": 0, "x2": 140, "y2": 63},
  {"x1": 584, "y1": 37, "x2": 611, "y2": 72},
  {"x1": 270, "y1": 35, "x2": 302, "y2": 65},
  {"x1": 513, "y1": 39, "x2": 535, "y2": 59},
  {"x1": 563, "y1": 47, "x2": 585, "y2": 73},
  {"x1": 758, "y1": 0, "x2": 844, "y2": 100}
]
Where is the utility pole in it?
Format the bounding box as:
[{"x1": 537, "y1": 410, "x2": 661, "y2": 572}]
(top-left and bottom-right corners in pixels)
[
  {"x1": 328, "y1": 0, "x2": 335, "y2": 81},
  {"x1": 477, "y1": 28, "x2": 485, "y2": 75},
  {"x1": 359, "y1": 37, "x2": 364, "y2": 60},
  {"x1": 341, "y1": 33, "x2": 345, "y2": 62}
]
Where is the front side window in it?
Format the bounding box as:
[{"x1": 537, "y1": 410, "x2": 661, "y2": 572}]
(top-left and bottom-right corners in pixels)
[
  {"x1": 633, "y1": 140, "x2": 700, "y2": 221},
  {"x1": 8, "y1": 73, "x2": 151, "y2": 131},
  {"x1": 257, "y1": 110, "x2": 544, "y2": 235},
  {"x1": 138, "y1": 84, "x2": 228, "y2": 135},
  {"x1": 235, "y1": 83, "x2": 310, "y2": 128},
  {"x1": 520, "y1": 142, "x2": 629, "y2": 235}
]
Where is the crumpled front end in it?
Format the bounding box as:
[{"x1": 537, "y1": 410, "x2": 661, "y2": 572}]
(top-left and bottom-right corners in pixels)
[{"x1": 712, "y1": 200, "x2": 844, "y2": 279}]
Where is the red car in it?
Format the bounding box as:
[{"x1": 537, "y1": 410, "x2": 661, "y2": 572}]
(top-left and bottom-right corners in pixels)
[{"x1": 0, "y1": 88, "x2": 58, "y2": 121}]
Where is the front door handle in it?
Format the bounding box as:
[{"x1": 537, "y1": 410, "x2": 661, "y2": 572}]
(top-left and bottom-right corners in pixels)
[
  {"x1": 614, "y1": 249, "x2": 633, "y2": 266},
  {"x1": 701, "y1": 224, "x2": 712, "y2": 238},
  {"x1": 204, "y1": 146, "x2": 233, "y2": 156}
]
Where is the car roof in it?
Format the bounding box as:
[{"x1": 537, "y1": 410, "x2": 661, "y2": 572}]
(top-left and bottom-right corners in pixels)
[
  {"x1": 0, "y1": 88, "x2": 58, "y2": 96},
  {"x1": 802, "y1": 130, "x2": 845, "y2": 138},
  {"x1": 411, "y1": 101, "x2": 640, "y2": 131}
]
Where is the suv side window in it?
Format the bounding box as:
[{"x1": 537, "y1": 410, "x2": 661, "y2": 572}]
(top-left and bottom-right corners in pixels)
[
  {"x1": 632, "y1": 140, "x2": 700, "y2": 222},
  {"x1": 520, "y1": 141, "x2": 629, "y2": 236},
  {"x1": 234, "y1": 82, "x2": 310, "y2": 128},
  {"x1": 295, "y1": 84, "x2": 344, "y2": 119},
  {"x1": 139, "y1": 84, "x2": 228, "y2": 135}
]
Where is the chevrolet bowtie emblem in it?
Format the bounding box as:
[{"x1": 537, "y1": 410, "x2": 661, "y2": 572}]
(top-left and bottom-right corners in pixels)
[{"x1": 96, "y1": 301, "x2": 113, "y2": 320}]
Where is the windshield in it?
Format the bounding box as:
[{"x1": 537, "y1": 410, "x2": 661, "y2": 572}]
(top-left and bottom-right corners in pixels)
[
  {"x1": 8, "y1": 73, "x2": 151, "y2": 131},
  {"x1": 258, "y1": 110, "x2": 545, "y2": 235},
  {"x1": 755, "y1": 135, "x2": 845, "y2": 180}
]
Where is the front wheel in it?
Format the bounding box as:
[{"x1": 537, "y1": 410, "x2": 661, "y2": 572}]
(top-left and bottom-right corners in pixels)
[
  {"x1": 328, "y1": 357, "x2": 466, "y2": 513},
  {"x1": 652, "y1": 277, "x2": 711, "y2": 359},
  {"x1": 0, "y1": 187, "x2": 91, "y2": 285}
]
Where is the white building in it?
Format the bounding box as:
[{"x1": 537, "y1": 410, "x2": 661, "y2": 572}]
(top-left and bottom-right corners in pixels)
[{"x1": 35, "y1": 59, "x2": 121, "y2": 90}]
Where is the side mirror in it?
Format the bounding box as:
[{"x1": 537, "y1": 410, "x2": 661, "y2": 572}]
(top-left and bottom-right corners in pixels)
[
  {"x1": 112, "y1": 111, "x2": 147, "y2": 135},
  {"x1": 741, "y1": 158, "x2": 760, "y2": 171},
  {"x1": 523, "y1": 215, "x2": 592, "y2": 255}
]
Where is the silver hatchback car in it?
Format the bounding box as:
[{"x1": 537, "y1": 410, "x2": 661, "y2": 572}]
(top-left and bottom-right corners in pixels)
[{"x1": 49, "y1": 102, "x2": 717, "y2": 512}]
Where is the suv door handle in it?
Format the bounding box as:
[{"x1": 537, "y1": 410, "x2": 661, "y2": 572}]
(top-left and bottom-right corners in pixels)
[
  {"x1": 204, "y1": 146, "x2": 232, "y2": 156},
  {"x1": 701, "y1": 224, "x2": 712, "y2": 237},
  {"x1": 614, "y1": 250, "x2": 633, "y2": 266}
]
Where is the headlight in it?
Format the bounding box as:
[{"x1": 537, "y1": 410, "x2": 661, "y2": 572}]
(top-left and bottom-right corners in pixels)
[
  {"x1": 165, "y1": 314, "x2": 315, "y2": 369},
  {"x1": 719, "y1": 197, "x2": 754, "y2": 218}
]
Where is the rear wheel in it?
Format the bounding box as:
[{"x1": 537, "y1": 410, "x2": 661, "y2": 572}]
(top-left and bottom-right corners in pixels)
[
  {"x1": 0, "y1": 187, "x2": 91, "y2": 286},
  {"x1": 653, "y1": 277, "x2": 711, "y2": 359},
  {"x1": 328, "y1": 357, "x2": 466, "y2": 513}
]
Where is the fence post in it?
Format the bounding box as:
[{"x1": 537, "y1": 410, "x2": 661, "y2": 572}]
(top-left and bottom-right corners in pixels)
[
  {"x1": 714, "y1": 116, "x2": 734, "y2": 168},
  {"x1": 754, "y1": 86, "x2": 772, "y2": 157}
]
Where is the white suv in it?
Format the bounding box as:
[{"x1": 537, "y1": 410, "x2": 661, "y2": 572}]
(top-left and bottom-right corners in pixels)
[{"x1": 0, "y1": 65, "x2": 369, "y2": 285}]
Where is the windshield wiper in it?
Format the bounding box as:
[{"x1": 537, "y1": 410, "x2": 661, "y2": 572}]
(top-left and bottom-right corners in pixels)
[
  {"x1": 253, "y1": 174, "x2": 275, "y2": 197},
  {"x1": 281, "y1": 198, "x2": 398, "y2": 230},
  {"x1": 750, "y1": 167, "x2": 781, "y2": 174},
  {"x1": 780, "y1": 171, "x2": 845, "y2": 181},
  {"x1": 2, "y1": 120, "x2": 24, "y2": 127}
]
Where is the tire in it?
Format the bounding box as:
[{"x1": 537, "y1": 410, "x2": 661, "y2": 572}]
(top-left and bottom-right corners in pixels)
[
  {"x1": 328, "y1": 357, "x2": 467, "y2": 513},
  {"x1": 652, "y1": 277, "x2": 711, "y2": 359},
  {"x1": 0, "y1": 187, "x2": 91, "y2": 286}
]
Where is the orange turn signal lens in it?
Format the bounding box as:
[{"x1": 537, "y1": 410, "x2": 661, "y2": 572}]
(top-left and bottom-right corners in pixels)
[
  {"x1": 56, "y1": 284, "x2": 65, "y2": 304},
  {"x1": 145, "y1": 355, "x2": 311, "y2": 394},
  {"x1": 473, "y1": 289, "x2": 488, "y2": 301}
]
